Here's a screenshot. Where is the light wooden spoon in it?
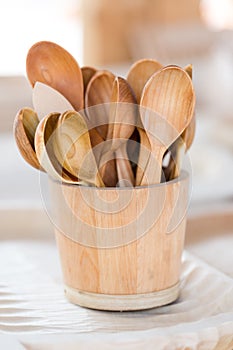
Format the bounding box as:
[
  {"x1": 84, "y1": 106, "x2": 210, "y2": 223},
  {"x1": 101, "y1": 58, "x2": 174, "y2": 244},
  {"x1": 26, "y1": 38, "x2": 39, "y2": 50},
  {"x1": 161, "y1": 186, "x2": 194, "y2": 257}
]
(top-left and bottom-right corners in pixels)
[
  {"x1": 85, "y1": 70, "x2": 115, "y2": 140},
  {"x1": 34, "y1": 112, "x2": 81, "y2": 184},
  {"x1": 13, "y1": 107, "x2": 42, "y2": 171},
  {"x1": 128, "y1": 62, "x2": 193, "y2": 184},
  {"x1": 81, "y1": 66, "x2": 97, "y2": 96},
  {"x1": 101, "y1": 77, "x2": 137, "y2": 187},
  {"x1": 165, "y1": 115, "x2": 196, "y2": 181},
  {"x1": 26, "y1": 41, "x2": 83, "y2": 111},
  {"x1": 140, "y1": 65, "x2": 195, "y2": 185},
  {"x1": 126, "y1": 59, "x2": 163, "y2": 186},
  {"x1": 127, "y1": 58, "x2": 163, "y2": 103},
  {"x1": 164, "y1": 64, "x2": 195, "y2": 180},
  {"x1": 85, "y1": 70, "x2": 117, "y2": 186},
  {"x1": 32, "y1": 82, "x2": 74, "y2": 120},
  {"x1": 55, "y1": 111, "x2": 104, "y2": 187}
]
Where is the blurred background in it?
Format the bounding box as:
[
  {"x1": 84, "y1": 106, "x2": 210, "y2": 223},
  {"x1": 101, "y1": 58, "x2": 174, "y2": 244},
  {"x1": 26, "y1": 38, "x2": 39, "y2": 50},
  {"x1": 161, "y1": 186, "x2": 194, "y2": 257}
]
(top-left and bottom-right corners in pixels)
[{"x1": 0, "y1": 0, "x2": 233, "y2": 210}]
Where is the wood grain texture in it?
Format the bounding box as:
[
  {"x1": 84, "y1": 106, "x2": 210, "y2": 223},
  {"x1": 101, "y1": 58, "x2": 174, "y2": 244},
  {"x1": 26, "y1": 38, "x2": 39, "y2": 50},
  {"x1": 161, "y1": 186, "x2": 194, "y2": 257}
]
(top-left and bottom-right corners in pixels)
[{"x1": 51, "y1": 171, "x2": 189, "y2": 308}]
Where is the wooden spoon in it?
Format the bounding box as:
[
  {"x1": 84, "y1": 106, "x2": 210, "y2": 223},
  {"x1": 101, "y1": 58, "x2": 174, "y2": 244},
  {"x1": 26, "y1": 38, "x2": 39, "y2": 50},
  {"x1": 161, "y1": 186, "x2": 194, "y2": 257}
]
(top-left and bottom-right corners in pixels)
[
  {"x1": 85, "y1": 70, "x2": 117, "y2": 186},
  {"x1": 85, "y1": 70, "x2": 115, "y2": 139},
  {"x1": 101, "y1": 77, "x2": 137, "y2": 186},
  {"x1": 13, "y1": 107, "x2": 42, "y2": 171},
  {"x1": 81, "y1": 66, "x2": 97, "y2": 96},
  {"x1": 164, "y1": 64, "x2": 195, "y2": 180},
  {"x1": 140, "y1": 65, "x2": 195, "y2": 185},
  {"x1": 135, "y1": 125, "x2": 151, "y2": 186},
  {"x1": 165, "y1": 115, "x2": 196, "y2": 181},
  {"x1": 55, "y1": 111, "x2": 104, "y2": 187},
  {"x1": 34, "y1": 112, "x2": 81, "y2": 184},
  {"x1": 127, "y1": 61, "x2": 194, "y2": 184},
  {"x1": 26, "y1": 41, "x2": 83, "y2": 111},
  {"x1": 184, "y1": 63, "x2": 193, "y2": 80},
  {"x1": 127, "y1": 58, "x2": 163, "y2": 103},
  {"x1": 32, "y1": 82, "x2": 74, "y2": 120},
  {"x1": 127, "y1": 59, "x2": 163, "y2": 186}
]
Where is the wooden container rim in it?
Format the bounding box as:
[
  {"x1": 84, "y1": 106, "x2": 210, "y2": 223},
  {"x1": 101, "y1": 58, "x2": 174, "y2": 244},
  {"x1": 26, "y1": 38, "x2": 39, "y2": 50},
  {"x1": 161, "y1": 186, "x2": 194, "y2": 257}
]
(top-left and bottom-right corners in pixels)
[{"x1": 48, "y1": 170, "x2": 189, "y2": 191}]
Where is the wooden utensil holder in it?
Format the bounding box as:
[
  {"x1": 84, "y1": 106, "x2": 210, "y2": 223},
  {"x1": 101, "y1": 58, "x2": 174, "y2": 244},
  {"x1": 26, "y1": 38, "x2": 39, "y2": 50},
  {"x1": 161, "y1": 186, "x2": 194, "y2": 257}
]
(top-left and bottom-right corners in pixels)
[{"x1": 49, "y1": 171, "x2": 189, "y2": 311}]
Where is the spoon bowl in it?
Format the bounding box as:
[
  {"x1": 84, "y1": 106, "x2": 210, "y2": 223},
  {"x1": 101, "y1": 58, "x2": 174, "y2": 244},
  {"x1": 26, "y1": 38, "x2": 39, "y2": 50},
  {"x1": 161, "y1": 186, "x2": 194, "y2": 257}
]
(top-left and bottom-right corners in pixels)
[
  {"x1": 81, "y1": 66, "x2": 97, "y2": 97},
  {"x1": 26, "y1": 41, "x2": 84, "y2": 111},
  {"x1": 127, "y1": 58, "x2": 163, "y2": 103},
  {"x1": 55, "y1": 111, "x2": 104, "y2": 187},
  {"x1": 33, "y1": 82, "x2": 74, "y2": 120},
  {"x1": 34, "y1": 112, "x2": 81, "y2": 184},
  {"x1": 14, "y1": 108, "x2": 42, "y2": 171},
  {"x1": 85, "y1": 70, "x2": 115, "y2": 139}
]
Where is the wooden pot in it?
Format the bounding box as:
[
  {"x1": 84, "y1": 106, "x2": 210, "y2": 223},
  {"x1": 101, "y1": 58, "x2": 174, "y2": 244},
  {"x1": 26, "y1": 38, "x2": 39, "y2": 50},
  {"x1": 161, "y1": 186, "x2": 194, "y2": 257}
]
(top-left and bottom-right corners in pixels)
[{"x1": 48, "y1": 171, "x2": 189, "y2": 311}]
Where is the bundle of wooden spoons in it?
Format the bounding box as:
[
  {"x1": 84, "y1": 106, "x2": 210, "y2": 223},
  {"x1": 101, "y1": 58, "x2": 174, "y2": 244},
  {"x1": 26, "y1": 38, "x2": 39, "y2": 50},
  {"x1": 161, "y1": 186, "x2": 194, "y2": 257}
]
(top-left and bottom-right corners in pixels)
[{"x1": 14, "y1": 41, "x2": 196, "y2": 187}]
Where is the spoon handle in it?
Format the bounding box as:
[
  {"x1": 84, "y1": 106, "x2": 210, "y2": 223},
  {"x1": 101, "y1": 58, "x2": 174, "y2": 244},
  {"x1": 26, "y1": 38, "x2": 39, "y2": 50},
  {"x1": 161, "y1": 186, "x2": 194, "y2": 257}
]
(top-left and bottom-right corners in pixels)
[
  {"x1": 140, "y1": 146, "x2": 165, "y2": 186},
  {"x1": 135, "y1": 128, "x2": 151, "y2": 186},
  {"x1": 166, "y1": 138, "x2": 185, "y2": 181},
  {"x1": 115, "y1": 144, "x2": 135, "y2": 187},
  {"x1": 89, "y1": 128, "x2": 118, "y2": 187},
  {"x1": 101, "y1": 159, "x2": 118, "y2": 187},
  {"x1": 165, "y1": 115, "x2": 195, "y2": 181}
]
